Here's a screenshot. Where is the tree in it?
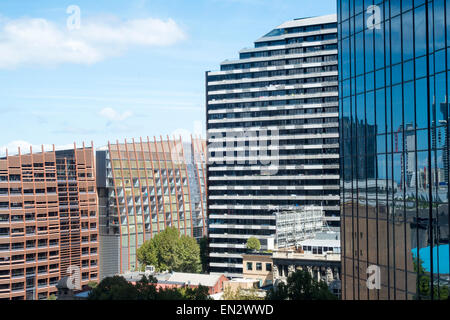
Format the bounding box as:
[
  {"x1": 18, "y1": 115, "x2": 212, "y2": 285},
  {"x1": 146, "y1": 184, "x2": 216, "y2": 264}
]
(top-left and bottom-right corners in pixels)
[
  {"x1": 266, "y1": 270, "x2": 337, "y2": 300},
  {"x1": 223, "y1": 286, "x2": 264, "y2": 300},
  {"x1": 246, "y1": 237, "x2": 261, "y2": 251},
  {"x1": 88, "y1": 275, "x2": 211, "y2": 300},
  {"x1": 47, "y1": 294, "x2": 57, "y2": 300},
  {"x1": 179, "y1": 285, "x2": 212, "y2": 300},
  {"x1": 88, "y1": 276, "x2": 139, "y2": 300},
  {"x1": 414, "y1": 257, "x2": 449, "y2": 300},
  {"x1": 137, "y1": 227, "x2": 201, "y2": 273},
  {"x1": 176, "y1": 235, "x2": 202, "y2": 273},
  {"x1": 199, "y1": 236, "x2": 209, "y2": 273}
]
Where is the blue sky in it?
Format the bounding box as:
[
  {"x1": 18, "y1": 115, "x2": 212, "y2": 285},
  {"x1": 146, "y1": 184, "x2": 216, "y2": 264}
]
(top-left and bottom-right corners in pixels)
[{"x1": 0, "y1": 0, "x2": 336, "y2": 154}]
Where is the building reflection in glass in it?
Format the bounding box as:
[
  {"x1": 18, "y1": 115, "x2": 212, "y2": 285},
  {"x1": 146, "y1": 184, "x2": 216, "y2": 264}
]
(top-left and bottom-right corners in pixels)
[{"x1": 338, "y1": 0, "x2": 450, "y2": 300}]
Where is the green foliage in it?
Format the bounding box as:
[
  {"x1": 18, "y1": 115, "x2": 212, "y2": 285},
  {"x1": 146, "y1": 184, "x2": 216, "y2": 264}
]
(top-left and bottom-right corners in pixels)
[
  {"x1": 88, "y1": 276, "x2": 140, "y2": 300},
  {"x1": 137, "y1": 227, "x2": 201, "y2": 273},
  {"x1": 88, "y1": 275, "x2": 211, "y2": 300},
  {"x1": 223, "y1": 286, "x2": 264, "y2": 300},
  {"x1": 47, "y1": 294, "x2": 57, "y2": 300},
  {"x1": 87, "y1": 281, "x2": 98, "y2": 289},
  {"x1": 414, "y1": 257, "x2": 449, "y2": 300},
  {"x1": 179, "y1": 285, "x2": 212, "y2": 300},
  {"x1": 246, "y1": 237, "x2": 261, "y2": 251},
  {"x1": 199, "y1": 236, "x2": 209, "y2": 273},
  {"x1": 266, "y1": 270, "x2": 337, "y2": 300},
  {"x1": 265, "y1": 282, "x2": 288, "y2": 300}
]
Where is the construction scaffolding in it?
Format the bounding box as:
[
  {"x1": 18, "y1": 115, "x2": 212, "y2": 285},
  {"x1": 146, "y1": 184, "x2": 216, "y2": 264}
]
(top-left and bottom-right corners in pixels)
[{"x1": 275, "y1": 206, "x2": 325, "y2": 249}]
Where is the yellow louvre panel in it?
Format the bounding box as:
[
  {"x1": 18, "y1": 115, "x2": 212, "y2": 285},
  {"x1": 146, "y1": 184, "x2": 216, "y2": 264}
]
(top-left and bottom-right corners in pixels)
[
  {"x1": 129, "y1": 225, "x2": 136, "y2": 234},
  {"x1": 110, "y1": 151, "x2": 120, "y2": 159},
  {"x1": 137, "y1": 225, "x2": 143, "y2": 233},
  {"x1": 121, "y1": 226, "x2": 128, "y2": 235},
  {"x1": 111, "y1": 160, "x2": 121, "y2": 167}
]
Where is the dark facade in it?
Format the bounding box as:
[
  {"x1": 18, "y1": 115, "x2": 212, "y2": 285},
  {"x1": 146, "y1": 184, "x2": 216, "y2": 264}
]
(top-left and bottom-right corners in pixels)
[
  {"x1": 206, "y1": 15, "x2": 340, "y2": 277},
  {"x1": 339, "y1": 0, "x2": 450, "y2": 299}
]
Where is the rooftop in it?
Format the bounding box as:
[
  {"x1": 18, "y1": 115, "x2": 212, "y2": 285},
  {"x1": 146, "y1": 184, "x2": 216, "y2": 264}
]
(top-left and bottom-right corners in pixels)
[
  {"x1": 275, "y1": 14, "x2": 337, "y2": 30},
  {"x1": 121, "y1": 271, "x2": 225, "y2": 287}
]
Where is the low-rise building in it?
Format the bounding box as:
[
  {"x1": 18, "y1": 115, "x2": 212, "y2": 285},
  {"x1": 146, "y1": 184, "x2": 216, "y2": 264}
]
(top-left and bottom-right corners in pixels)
[
  {"x1": 241, "y1": 253, "x2": 273, "y2": 287},
  {"x1": 223, "y1": 278, "x2": 259, "y2": 292},
  {"x1": 241, "y1": 232, "x2": 342, "y2": 297},
  {"x1": 121, "y1": 271, "x2": 228, "y2": 295}
]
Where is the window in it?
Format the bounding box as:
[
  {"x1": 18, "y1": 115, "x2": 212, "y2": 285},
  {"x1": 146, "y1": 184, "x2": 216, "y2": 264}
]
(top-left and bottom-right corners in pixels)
[
  {"x1": 247, "y1": 262, "x2": 253, "y2": 271},
  {"x1": 256, "y1": 263, "x2": 262, "y2": 271},
  {"x1": 266, "y1": 263, "x2": 272, "y2": 272}
]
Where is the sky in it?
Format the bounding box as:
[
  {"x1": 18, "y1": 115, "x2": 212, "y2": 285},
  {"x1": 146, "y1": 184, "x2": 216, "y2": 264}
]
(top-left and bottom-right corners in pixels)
[{"x1": 0, "y1": 0, "x2": 336, "y2": 155}]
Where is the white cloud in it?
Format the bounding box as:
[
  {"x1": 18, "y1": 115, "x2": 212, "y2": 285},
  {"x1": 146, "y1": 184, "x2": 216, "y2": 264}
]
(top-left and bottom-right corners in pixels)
[
  {"x1": 0, "y1": 140, "x2": 74, "y2": 157},
  {"x1": 0, "y1": 16, "x2": 186, "y2": 68},
  {"x1": 98, "y1": 107, "x2": 133, "y2": 121}
]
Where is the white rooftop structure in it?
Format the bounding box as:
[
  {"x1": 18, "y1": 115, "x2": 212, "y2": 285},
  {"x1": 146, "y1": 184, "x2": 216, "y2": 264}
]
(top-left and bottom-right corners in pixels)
[
  {"x1": 274, "y1": 14, "x2": 337, "y2": 30},
  {"x1": 164, "y1": 272, "x2": 224, "y2": 287}
]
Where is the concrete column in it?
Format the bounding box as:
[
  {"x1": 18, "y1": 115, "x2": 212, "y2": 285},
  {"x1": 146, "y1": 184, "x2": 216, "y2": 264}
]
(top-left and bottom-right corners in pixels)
[
  {"x1": 288, "y1": 265, "x2": 295, "y2": 277},
  {"x1": 326, "y1": 267, "x2": 334, "y2": 283},
  {"x1": 307, "y1": 266, "x2": 313, "y2": 279}
]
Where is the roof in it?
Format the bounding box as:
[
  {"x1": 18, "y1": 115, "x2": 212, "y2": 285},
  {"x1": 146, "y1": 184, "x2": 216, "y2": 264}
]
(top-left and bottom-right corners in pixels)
[
  {"x1": 314, "y1": 232, "x2": 340, "y2": 241},
  {"x1": 275, "y1": 14, "x2": 337, "y2": 30},
  {"x1": 120, "y1": 271, "x2": 225, "y2": 287},
  {"x1": 412, "y1": 245, "x2": 450, "y2": 274},
  {"x1": 163, "y1": 272, "x2": 224, "y2": 287},
  {"x1": 298, "y1": 239, "x2": 340, "y2": 248},
  {"x1": 74, "y1": 291, "x2": 91, "y2": 298},
  {"x1": 228, "y1": 278, "x2": 259, "y2": 283}
]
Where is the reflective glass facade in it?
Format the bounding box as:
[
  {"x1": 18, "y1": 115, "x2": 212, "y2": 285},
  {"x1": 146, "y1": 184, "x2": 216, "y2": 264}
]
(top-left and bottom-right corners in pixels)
[
  {"x1": 96, "y1": 137, "x2": 207, "y2": 277},
  {"x1": 339, "y1": 0, "x2": 450, "y2": 299}
]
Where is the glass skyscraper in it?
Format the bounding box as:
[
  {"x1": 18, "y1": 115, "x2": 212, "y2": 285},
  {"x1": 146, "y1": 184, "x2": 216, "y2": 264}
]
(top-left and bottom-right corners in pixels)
[{"x1": 339, "y1": 0, "x2": 450, "y2": 299}]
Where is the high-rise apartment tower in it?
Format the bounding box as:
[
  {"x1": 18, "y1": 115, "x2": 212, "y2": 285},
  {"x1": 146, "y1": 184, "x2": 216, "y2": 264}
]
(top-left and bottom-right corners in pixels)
[{"x1": 206, "y1": 15, "x2": 340, "y2": 277}]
